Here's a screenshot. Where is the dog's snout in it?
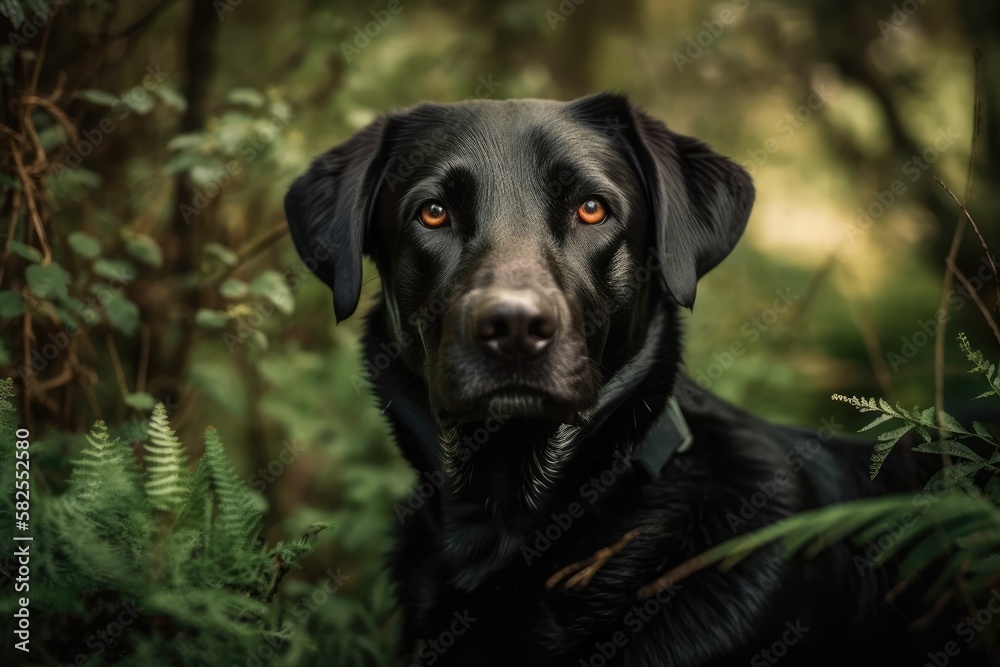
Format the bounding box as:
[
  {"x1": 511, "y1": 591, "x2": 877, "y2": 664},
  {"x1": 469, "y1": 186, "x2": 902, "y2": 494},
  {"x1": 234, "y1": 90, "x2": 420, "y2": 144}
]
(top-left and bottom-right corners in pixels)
[{"x1": 469, "y1": 289, "x2": 558, "y2": 360}]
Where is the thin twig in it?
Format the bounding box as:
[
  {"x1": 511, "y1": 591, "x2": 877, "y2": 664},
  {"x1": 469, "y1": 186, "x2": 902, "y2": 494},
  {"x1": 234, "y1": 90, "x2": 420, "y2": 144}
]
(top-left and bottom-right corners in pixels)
[
  {"x1": 935, "y1": 178, "x2": 998, "y2": 313},
  {"x1": 103, "y1": 328, "x2": 131, "y2": 401},
  {"x1": 947, "y1": 258, "x2": 1000, "y2": 346},
  {"x1": 9, "y1": 145, "x2": 52, "y2": 264},
  {"x1": 24, "y1": 95, "x2": 79, "y2": 144}
]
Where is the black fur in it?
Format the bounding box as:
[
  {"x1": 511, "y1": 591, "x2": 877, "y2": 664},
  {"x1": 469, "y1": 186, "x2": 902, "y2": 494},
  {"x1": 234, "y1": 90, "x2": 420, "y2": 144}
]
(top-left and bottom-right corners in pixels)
[{"x1": 286, "y1": 94, "x2": 980, "y2": 665}]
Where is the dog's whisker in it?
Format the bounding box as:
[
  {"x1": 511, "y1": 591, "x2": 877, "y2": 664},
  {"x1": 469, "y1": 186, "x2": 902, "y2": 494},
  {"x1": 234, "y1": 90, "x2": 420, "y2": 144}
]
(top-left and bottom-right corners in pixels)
[{"x1": 595, "y1": 359, "x2": 653, "y2": 416}]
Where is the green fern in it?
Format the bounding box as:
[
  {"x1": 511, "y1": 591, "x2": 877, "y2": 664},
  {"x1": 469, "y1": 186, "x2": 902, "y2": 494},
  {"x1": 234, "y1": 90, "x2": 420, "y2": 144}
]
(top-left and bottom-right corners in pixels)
[
  {"x1": 68, "y1": 419, "x2": 146, "y2": 513},
  {"x1": 144, "y1": 402, "x2": 190, "y2": 512},
  {"x1": 0, "y1": 391, "x2": 331, "y2": 666},
  {"x1": 66, "y1": 420, "x2": 151, "y2": 564},
  {"x1": 196, "y1": 425, "x2": 262, "y2": 549},
  {"x1": 833, "y1": 335, "x2": 1000, "y2": 481},
  {"x1": 959, "y1": 332, "x2": 1000, "y2": 399},
  {"x1": 831, "y1": 395, "x2": 931, "y2": 478},
  {"x1": 660, "y1": 492, "x2": 1000, "y2": 607}
]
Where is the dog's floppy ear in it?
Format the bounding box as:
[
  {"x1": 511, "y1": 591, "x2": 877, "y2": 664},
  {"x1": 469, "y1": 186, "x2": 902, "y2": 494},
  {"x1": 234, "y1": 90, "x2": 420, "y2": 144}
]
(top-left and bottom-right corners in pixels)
[
  {"x1": 630, "y1": 106, "x2": 754, "y2": 308},
  {"x1": 284, "y1": 117, "x2": 389, "y2": 322},
  {"x1": 569, "y1": 93, "x2": 754, "y2": 308}
]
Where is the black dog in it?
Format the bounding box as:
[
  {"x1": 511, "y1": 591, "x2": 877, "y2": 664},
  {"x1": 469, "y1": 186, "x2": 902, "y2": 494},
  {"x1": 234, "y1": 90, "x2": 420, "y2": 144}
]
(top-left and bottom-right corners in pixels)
[{"x1": 285, "y1": 94, "x2": 970, "y2": 665}]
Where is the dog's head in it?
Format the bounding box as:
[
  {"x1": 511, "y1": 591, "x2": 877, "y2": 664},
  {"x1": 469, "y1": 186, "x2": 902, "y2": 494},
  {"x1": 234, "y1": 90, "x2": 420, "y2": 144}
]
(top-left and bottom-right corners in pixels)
[{"x1": 286, "y1": 93, "x2": 753, "y2": 426}]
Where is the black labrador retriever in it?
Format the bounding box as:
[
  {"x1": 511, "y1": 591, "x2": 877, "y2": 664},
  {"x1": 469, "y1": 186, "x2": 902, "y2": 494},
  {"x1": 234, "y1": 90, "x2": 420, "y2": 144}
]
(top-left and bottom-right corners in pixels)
[{"x1": 285, "y1": 94, "x2": 969, "y2": 666}]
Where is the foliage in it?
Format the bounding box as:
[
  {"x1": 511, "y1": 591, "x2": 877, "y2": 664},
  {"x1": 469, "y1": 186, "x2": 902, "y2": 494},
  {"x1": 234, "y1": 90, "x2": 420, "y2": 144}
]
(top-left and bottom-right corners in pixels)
[
  {"x1": 831, "y1": 334, "x2": 1000, "y2": 488},
  {"x1": 0, "y1": 395, "x2": 332, "y2": 666}
]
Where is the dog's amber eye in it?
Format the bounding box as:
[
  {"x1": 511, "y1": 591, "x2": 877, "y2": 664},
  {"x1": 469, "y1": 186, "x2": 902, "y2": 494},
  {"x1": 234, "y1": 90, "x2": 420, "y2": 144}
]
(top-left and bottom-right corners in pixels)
[
  {"x1": 419, "y1": 201, "x2": 448, "y2": 228},
  {"x1": 577, "y1": 198, "x2": 607, "y2": 225}
]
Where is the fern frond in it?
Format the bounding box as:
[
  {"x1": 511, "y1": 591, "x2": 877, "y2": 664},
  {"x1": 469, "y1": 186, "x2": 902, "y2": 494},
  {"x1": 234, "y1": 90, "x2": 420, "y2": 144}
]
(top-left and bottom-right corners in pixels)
[
  {"x1": 144, "y1": 402, "x2": 191, "y2": 512},
  {"x1": 69, "y1": 420, "x2": 141, "y2": 498},
  {"x1": 959, "y1": 332, "x2": 1000, "y2": 400},
  {"x1": 63, "y1": 419, "x2": 150, "y2": 565},
  {"x1": 832, "y1": 393, "x2": 995, "y2": 478},
  {"x1": 656, "y1": 493, "x2": 1000, "y2": 601},
  {"x1": 200, "y1": 426, "x2": 262, "y2": 549},
  {"x1": 870, "y1": 425, "x2": 913, "y2": 479},
  {"x1": 912, "y1": 439, "x2": 987, "y2": 463}
]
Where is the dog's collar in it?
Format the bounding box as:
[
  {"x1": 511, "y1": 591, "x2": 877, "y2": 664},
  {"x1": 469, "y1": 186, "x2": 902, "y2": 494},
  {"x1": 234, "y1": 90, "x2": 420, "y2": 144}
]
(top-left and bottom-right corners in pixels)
[{"x1": 629, "y1": 396, "x2": 693, "y2": 480}]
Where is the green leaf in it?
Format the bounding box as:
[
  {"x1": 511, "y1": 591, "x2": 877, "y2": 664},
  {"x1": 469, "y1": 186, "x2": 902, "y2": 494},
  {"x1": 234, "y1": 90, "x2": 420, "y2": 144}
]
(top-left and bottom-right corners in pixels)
[
  {"x1": 78, "y1": 89, "x2": 119, "y2": 107},
  {"x1": 973, "y1": 422, "x2": 994, "y2": 441},
  {"x1": 49, "y1": 167, "x2": 101, "y2": 190},
  {"x1": 190, "y1": 164, "x2": 224, "y2": 187},
  {"x1": 0, "y1": 291, "x2": 25, "y2": 317},
  {"x1": 219, "y1": 278, "x2": 249, "y2": 299},
  {"x1": 104, "y1": 292, "x2": 140, "y2": 336},
  {"x1": 936, "y1": 411, "x2": 970, "y2": 435},
  {"x1": 153, "y1": 85, "x2": 187, "y2": 112},
  {"x1": 68, "y1": 232, "x2": 101, "y2": 259},
  {"x1": 226, "y1": 87, "x2": 266, "y2": 108},
  {"x1": 9, "y1": 241, "x2": 41, "y2": 262},
  {"x1": 204, "y1": 243, "x2": 238, "y2": 266},
  {"x1": 859, "y1": 413, "x2": 895, "y2": 432},
  {"x1": 870, "y1": 425, "x2": 912, "y2": 479},
  {"x1": 93, "y1": 259, "x2": 136, "y2": 281},
  {"x1": 195, "y1": 309, "x2": 228, "y2": 329},
  {"x1": 37, "y1": 124, "x2": 67, "y2": 151},
  {"x1": 877, "y1": 425, "x2": 912, "y2": 442},
  {"x1": 122, "y1": 89, "x2": 155, "y2": 115},
  {"x1": 248, "y1": 330, "x2": 268, "y2": 352},
  {"x1": 25, "y1": 262, "x2": 71, "y2": 300},
  {"x1": 911, "y1": 440, "x2": 986, "y2": 463},
  {"x1": 925, "y1": 461, "x2": 983, "y2": 491},
  {"x1": 166, "y1": 154, "x2": 203, "y2": 175},
  {"x1": 124, "y1": 392, "x2": 156, "y2": 411},
  {"x1": 167, "y1": 133, "x2": 204, "y2": 152},
  {"x1": 124, "y1": 234, "x2": 163, "y2": 268},
  {"x1": 250, "y1": 270, "x2": 294, "y2": 315},
  {"x1": 0, "y1": 0, "x2": 26, "y2": 28}
]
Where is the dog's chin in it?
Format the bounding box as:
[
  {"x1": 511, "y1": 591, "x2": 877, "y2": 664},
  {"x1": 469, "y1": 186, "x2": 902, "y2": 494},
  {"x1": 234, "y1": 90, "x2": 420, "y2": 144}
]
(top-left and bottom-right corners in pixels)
[{"x1": 441, "y1": 388, "x2": 586, "y2": 426}]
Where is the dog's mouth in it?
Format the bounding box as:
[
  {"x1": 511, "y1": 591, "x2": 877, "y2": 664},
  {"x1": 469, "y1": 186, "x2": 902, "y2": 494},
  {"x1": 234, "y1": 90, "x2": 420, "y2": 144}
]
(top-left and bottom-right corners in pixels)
[{"x1": 439, "y1": 385, "x2": 583, "y2": 425}]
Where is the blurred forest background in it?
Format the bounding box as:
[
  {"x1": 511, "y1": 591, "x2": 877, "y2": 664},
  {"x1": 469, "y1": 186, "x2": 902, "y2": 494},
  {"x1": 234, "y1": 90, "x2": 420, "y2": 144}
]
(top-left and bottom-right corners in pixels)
[{"x1": 1, "y1": 0, "x2": 999, "y2": 664}]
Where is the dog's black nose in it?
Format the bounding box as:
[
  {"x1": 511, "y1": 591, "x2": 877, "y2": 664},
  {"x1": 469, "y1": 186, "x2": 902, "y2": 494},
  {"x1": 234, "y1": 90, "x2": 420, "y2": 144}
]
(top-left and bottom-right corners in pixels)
[{"x1": 470, "y1": 289, "x2": 558, "y2": 360}]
